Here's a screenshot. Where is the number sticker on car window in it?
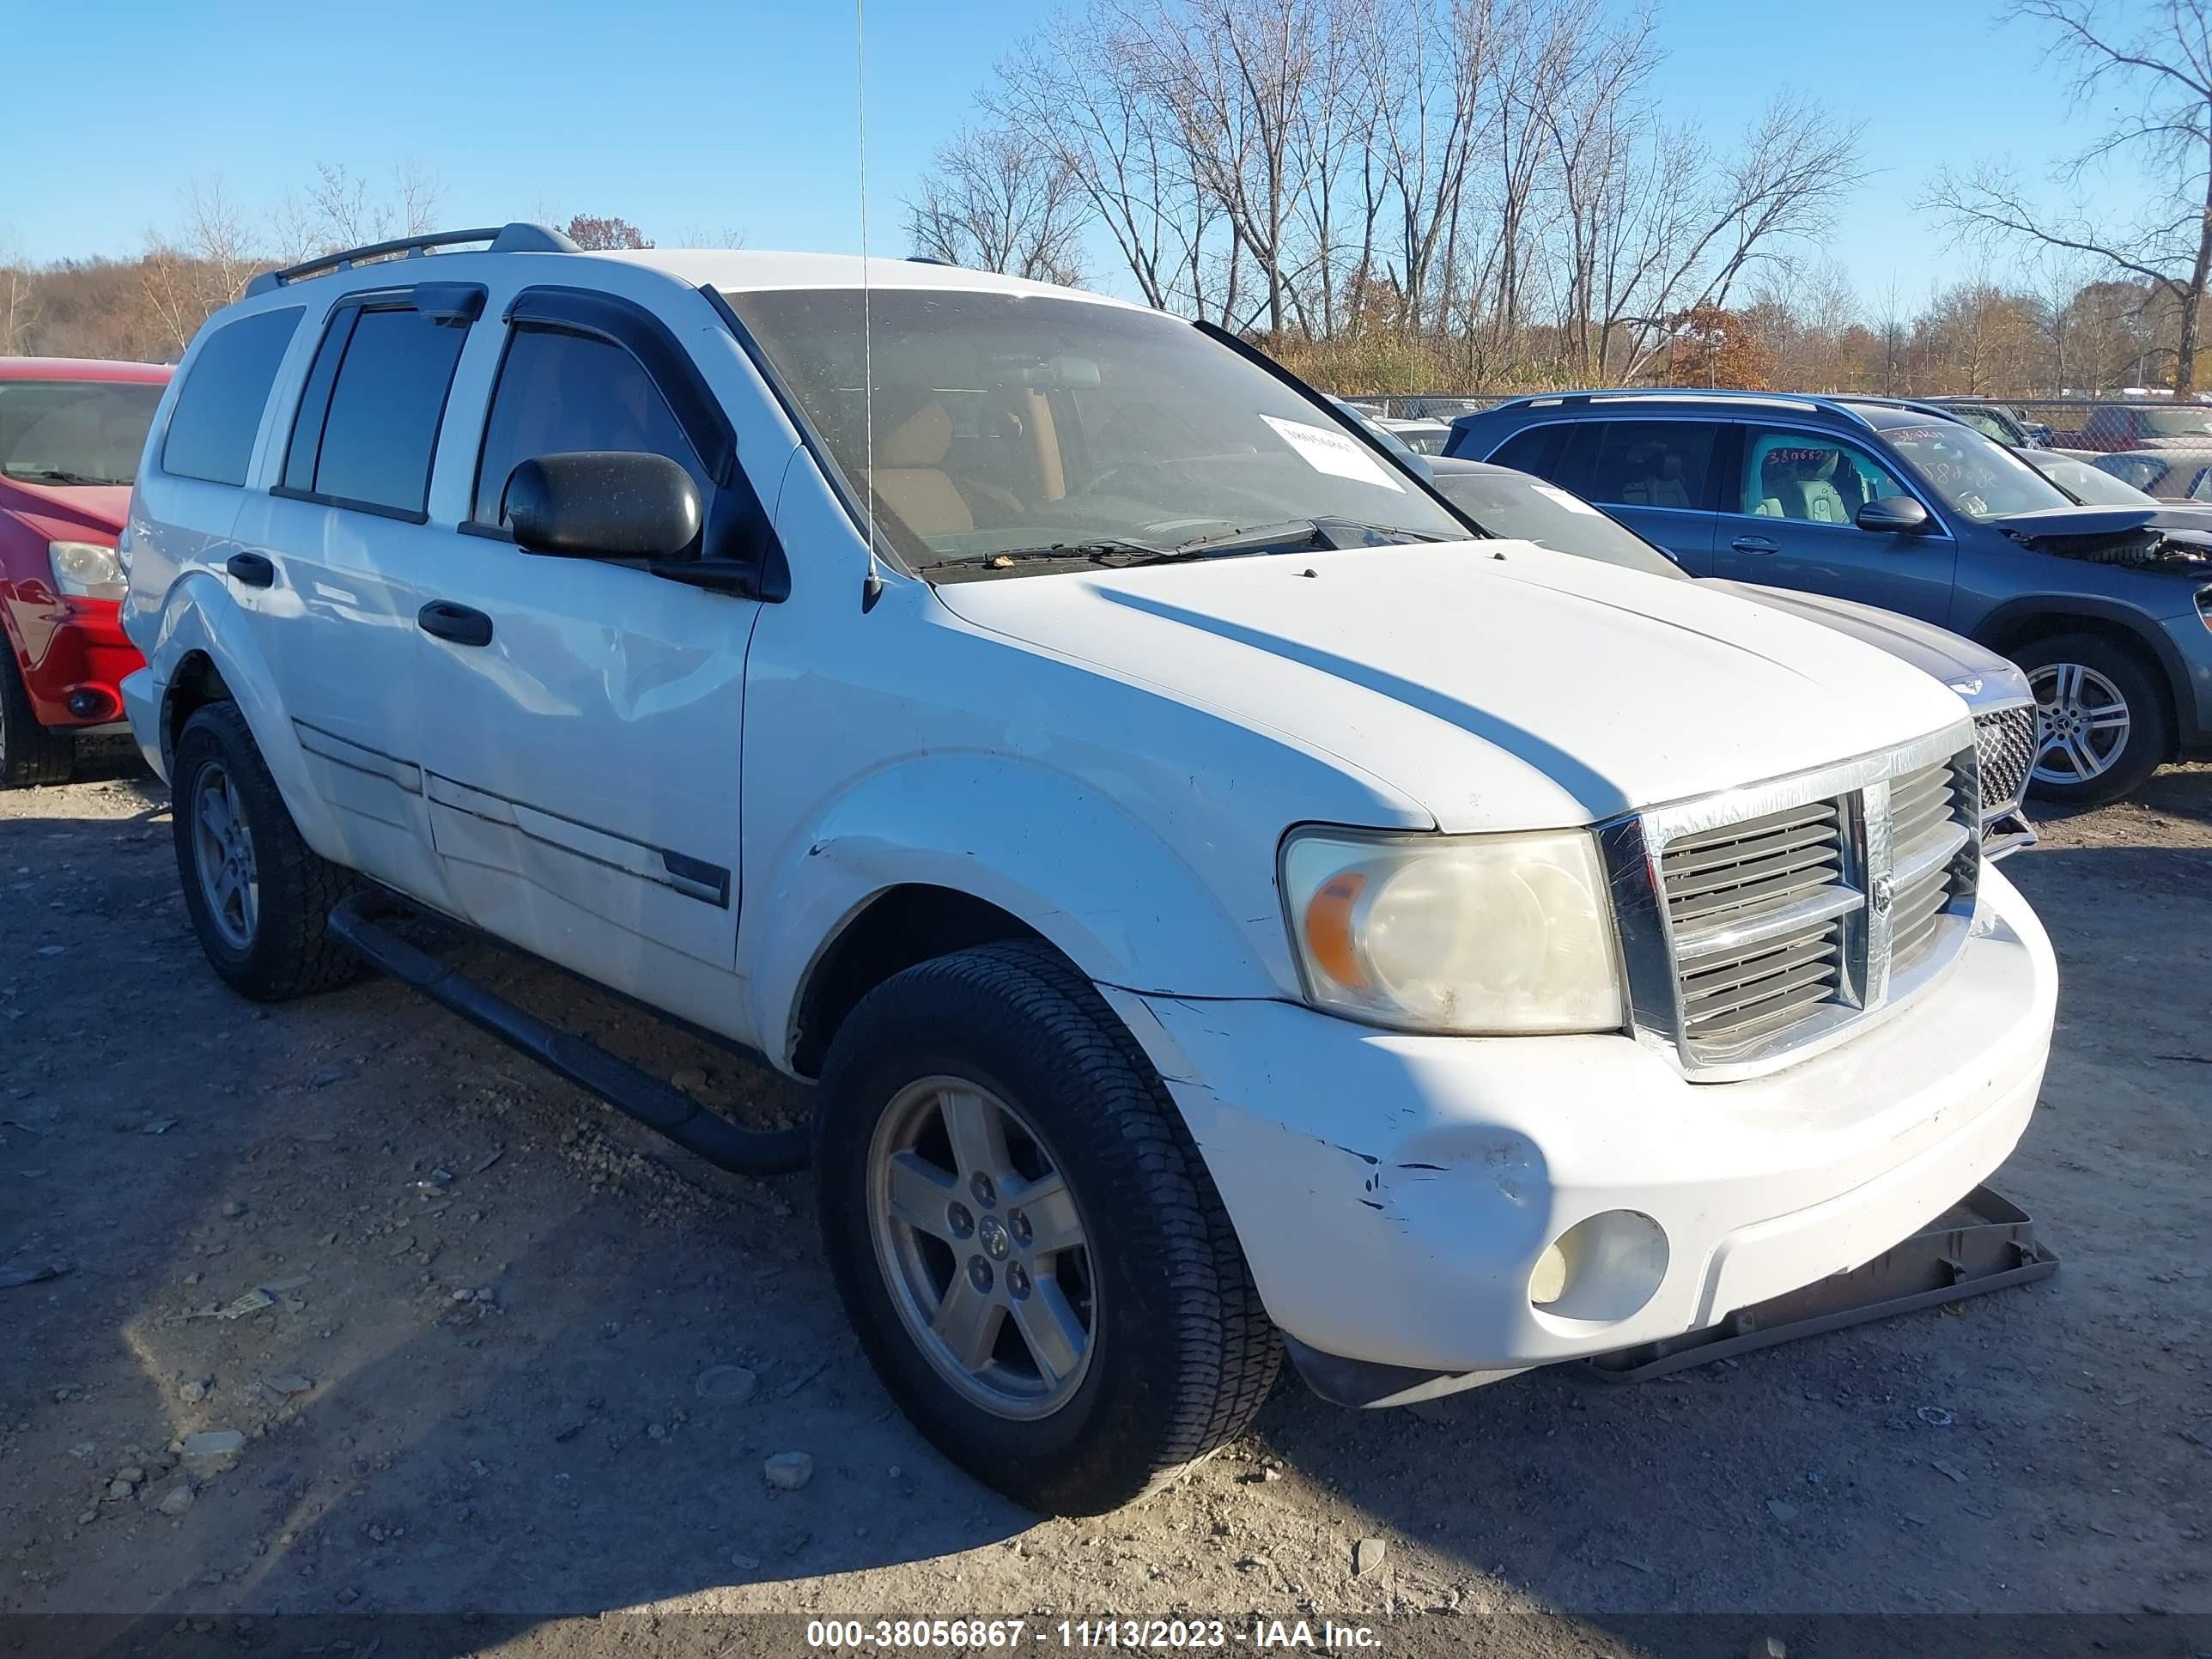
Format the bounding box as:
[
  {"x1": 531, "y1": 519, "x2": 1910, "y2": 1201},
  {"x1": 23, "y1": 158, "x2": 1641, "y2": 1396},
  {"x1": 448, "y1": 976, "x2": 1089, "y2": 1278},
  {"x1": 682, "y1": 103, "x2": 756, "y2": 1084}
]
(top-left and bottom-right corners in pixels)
[{"x1": 1261, "y1": 416, "x2": 1405, "y2": 492}]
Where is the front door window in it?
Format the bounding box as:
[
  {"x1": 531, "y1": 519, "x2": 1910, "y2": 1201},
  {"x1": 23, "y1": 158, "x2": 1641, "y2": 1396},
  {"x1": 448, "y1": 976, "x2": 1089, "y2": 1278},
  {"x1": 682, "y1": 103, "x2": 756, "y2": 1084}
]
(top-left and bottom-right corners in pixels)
[{"x1": 1742, "y1": 430, "x2": 1911, "y2": 527}]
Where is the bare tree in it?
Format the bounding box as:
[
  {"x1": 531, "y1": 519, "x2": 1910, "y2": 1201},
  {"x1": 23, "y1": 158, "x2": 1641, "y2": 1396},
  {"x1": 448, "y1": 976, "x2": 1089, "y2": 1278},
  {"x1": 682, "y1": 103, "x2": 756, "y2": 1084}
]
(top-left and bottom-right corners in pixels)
[
  {"x1": 140, "y1": 179, "x2": 259, "y2": 354},
  {"x1": 1924, "y1": 0, "x2": 2212, "y2": 392},
  {"x1": 563, "y1": 215, "x2": 653, "y2": 250},
  {"x1": 905, "y1": 125, "x2": 1089, "y2": 282},
  {"x1": 0, "y1": 230, "x2": 40, "y2": 356}
]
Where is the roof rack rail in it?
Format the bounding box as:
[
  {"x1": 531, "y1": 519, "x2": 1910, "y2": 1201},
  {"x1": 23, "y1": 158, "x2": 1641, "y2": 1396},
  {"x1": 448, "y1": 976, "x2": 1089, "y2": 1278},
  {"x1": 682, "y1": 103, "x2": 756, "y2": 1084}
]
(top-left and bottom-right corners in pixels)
[
  {"x1": 1486, "y1": 386, "x2": 1880, "y2": 429},
  {"x1": 243, "y1": 222, "x2": 580, "y2": 298}
]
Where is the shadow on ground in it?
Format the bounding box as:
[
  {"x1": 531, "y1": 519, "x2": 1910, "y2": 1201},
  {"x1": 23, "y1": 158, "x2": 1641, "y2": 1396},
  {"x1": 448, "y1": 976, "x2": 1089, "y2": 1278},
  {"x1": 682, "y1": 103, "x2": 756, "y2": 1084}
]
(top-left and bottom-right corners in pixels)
[{"x1": 3, "y1": 791, "x2": 2206, "y2": 1647}]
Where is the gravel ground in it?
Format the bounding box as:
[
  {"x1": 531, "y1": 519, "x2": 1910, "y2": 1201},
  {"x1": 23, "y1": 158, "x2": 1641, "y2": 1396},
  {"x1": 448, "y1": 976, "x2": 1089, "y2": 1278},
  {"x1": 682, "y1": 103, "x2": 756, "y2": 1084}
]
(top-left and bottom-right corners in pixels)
[{"x1": 1, "y1": 754, "x2": 2207, "y2": 1656}]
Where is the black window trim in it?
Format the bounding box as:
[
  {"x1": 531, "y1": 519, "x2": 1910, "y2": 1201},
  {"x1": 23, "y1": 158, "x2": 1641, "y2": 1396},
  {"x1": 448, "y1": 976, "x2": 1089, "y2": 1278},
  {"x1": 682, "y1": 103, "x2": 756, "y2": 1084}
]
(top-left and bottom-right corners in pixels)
[
  {"x1": 1193, "y1": 319, "x2": 1488, "y2": 540},
  {"x1": 1513, "y1": 415, "x2": 1728, "y2": 516},
  {"x1": 474, "y1": 285, "x2": 787, "y2": 601},
  {"x1": 158, "y1": 305, "x2": 307, "y2": 489},
  {"x1": 1723, "y1": 419, "x2": 1957, "y2": 541},
  {"x1": 702, "y1": 287, "x2": 901, "y2": 580},
  {"x1": 272, "y1": 281, "x2": 487, "y2": 525}
]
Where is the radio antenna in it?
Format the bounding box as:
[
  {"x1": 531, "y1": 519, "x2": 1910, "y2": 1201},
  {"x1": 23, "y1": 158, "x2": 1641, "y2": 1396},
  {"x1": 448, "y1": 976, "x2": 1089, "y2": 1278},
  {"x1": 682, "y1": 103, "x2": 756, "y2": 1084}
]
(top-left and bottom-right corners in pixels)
[{"x1": 855, "y1": 0, "x2": 884, "y2": 612}]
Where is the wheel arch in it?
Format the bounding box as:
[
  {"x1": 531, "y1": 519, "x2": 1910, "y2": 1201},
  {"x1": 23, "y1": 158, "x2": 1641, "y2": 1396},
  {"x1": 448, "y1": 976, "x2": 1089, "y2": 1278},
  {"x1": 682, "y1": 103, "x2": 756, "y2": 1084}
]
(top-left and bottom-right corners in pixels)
[
  {"x1": 161, "y1": 648, "x2": 234, "y2": 775},
  {"x1": 746, "y1": 753, "x2": 1288, "y2": 1077},
  {"x1": 143, "y1": 580, "x2": 347, "y2": 860},
  {"x1": 788, "y1": 884, "x2": 1056, "y2": 1077},
  {"x1": 1972, "y1": 601, "x2": 2184, "y2": 758}
]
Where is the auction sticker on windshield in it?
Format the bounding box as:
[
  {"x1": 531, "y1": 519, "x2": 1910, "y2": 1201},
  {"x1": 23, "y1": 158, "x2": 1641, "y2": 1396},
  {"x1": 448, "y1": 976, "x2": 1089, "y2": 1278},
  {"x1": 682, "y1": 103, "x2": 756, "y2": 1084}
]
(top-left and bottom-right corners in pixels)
[
  {"x1": 1261, "y1": 415, "x2": 1405, "y2": 492},
  {"x1": 1532, "y1": 483, "x2": 1601, "y2": 514}
]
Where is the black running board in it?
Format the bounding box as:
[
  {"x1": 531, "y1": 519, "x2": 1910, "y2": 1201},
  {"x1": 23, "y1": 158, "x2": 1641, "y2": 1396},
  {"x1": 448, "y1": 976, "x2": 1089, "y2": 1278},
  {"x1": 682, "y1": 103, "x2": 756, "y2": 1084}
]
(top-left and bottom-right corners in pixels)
[{"x1": 326, "y1": 895, "x2": 810, "y2": 1176}]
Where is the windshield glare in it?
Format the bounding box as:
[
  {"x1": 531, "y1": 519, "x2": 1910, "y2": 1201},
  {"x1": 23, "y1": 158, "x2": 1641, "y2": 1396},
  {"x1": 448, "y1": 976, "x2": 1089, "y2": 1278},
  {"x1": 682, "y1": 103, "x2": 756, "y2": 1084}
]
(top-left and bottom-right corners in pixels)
[
  {"x1": 1879, "y1": 421, "x2": 2074, "y2": 520},
  {"x1": 0, "y1": 380, "x2": 164, "y2": 487},
  {"x1": 2139, "y1": 406, "x2": 2212, "y2": 438},
  {"x1": 1429, "y1": 469, "x2": 1685, "y2": 579},
  {"x1": 721, "y1": 288, "x2": 1468, "y2": 568},
  {"x1": 2032, "y1": 453, "x2": 2158, "y2": 507}
]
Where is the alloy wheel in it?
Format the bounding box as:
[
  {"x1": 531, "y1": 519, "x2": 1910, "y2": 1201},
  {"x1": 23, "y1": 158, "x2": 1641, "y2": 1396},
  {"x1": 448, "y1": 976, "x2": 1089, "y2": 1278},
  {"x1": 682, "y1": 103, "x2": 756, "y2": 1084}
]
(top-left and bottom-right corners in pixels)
[
  {"x1": 191, "y1": 761, "x2": 260, "y2": 951},
  {"x1": 2028, "y1": 660, "x2": 2131, "y2": 787},
  {"x1": 866, "y1": 1075, "x2": 1097, "y2": 1420}
]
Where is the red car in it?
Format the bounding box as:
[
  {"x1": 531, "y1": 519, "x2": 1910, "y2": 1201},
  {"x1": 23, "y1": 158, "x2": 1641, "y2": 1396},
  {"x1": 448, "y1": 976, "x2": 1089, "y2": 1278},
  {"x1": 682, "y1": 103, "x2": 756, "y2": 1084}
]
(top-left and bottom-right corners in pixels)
[{"x1": 1, "y1": 357, "x2": 170, "y2": 787}]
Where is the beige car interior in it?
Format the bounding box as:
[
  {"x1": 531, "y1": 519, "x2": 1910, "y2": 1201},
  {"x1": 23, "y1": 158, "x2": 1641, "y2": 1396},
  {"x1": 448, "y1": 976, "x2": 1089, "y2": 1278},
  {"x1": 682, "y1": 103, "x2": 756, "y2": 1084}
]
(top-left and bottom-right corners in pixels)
[{"x1": 862, "y1": 390, "x2": 1070, "y2": 539}]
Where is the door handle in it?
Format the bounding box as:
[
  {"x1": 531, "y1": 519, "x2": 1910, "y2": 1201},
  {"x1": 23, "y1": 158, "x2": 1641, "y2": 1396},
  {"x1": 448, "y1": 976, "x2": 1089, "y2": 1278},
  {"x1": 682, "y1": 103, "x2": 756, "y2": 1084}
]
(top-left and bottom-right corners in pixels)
[
  {"x1": 224, "y1": 552, "x2": 275, "y2": 588},
  {"x1": 417, "y1": 601, "x2": 494, "y2": 647},
  {"x1": 1730, "y1": 535, "x2": 1779, "y2": 554}
]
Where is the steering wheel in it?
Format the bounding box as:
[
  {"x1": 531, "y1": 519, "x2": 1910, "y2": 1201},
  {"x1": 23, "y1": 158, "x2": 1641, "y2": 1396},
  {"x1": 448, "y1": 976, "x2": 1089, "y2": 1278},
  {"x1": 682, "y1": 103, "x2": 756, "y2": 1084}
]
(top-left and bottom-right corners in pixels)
[{"x1": 1072, "y1": 462, "x2": 1156, "y2": 499}]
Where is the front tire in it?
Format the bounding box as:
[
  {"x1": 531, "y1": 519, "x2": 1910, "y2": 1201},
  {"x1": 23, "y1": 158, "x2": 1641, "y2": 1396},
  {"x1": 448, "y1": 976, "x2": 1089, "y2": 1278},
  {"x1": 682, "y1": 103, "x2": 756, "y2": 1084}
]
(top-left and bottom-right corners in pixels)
[
  {"x1": 172, "y1": 702, "x2": 362, "y2": 1000},
  {"x1": 0, "y1": 649, "x2": 74, "y2": 789},
  {"x1": 816, "y1": 941, "x2": 1279, "y2": 1514},
  {"x1": 2017, "y1": 633, "x2": 2170, "y2": 807}
]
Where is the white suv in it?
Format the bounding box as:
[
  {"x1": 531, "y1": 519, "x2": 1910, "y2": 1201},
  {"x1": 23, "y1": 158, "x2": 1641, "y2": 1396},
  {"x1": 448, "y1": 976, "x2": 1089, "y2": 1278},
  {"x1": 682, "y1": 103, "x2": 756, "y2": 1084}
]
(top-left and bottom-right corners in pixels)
[{"x1": 118, "y1": 225, "x2": 2058, "y2": 1514}]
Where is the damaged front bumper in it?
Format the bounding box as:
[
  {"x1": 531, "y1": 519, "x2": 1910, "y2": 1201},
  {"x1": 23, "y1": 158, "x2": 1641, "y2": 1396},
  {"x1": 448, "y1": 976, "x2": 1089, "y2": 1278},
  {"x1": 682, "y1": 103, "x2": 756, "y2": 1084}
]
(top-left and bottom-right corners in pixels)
[{"x1": 1103, "y1": 862, "x2": 2057, "y2": 1401}]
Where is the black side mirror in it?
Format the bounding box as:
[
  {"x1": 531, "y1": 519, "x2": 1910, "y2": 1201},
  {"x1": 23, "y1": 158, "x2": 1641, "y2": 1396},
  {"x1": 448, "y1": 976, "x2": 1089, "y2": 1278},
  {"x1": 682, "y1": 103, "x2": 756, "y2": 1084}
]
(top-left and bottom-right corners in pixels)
[
  {"x1": 1856, "y1": 495, "x2": 1930, "y2": 535},
  {"x1": 506, "y1": 452, "x2": 702, "y2": 561}
]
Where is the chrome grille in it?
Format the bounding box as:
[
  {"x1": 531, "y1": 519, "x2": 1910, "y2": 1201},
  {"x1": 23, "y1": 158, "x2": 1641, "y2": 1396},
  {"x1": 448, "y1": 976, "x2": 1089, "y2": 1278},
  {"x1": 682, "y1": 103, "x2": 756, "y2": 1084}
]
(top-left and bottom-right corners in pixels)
[
  {"x1": 1659, "y1": 799, "x2": 1851, "y2": 1059},
  {"x1": 1611, "y1": 732, "x2": 1984, "y2": 1079},
  {"x1": 1973, "y1": 704, "x2": 2037, "y2": 812},
  {"x1": 1887, "y1": 756, "x2": 1978, "y2": 975}
]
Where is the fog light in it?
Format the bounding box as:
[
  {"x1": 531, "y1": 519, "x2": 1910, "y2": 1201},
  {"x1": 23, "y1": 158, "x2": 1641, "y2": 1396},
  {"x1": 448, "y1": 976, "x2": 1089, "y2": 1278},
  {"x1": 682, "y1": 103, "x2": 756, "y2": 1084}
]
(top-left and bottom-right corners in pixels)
[
  {"x1": 1529, "y1": 1242, "x2": 1569, "y2": 1304},
  {"x1": 66, "y1": 688, "x2": 115, "y2": 720},
  {"x1": 1528, "y1": 1209, "x2": 1669, "y2": 1323}
]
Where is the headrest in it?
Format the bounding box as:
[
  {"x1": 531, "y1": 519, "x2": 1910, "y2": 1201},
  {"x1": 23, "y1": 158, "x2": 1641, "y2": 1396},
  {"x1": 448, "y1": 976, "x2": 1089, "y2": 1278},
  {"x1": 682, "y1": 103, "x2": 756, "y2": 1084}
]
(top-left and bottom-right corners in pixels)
[{"x1": 878, "y1": 399, "x2": 952, "y2": 468}]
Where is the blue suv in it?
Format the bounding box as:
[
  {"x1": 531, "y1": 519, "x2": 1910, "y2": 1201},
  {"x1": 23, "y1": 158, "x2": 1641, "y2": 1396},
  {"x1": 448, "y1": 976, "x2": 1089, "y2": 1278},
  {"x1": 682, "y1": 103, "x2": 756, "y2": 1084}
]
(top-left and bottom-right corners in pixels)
[{"x1": 1448, "y1": 391, "x2": 2212, "y2": 804}]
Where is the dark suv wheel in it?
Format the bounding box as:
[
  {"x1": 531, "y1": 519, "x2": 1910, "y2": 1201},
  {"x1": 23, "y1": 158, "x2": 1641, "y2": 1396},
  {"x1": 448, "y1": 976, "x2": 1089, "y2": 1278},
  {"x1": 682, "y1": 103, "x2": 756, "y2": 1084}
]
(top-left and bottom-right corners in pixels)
[
  {"x1": 172, "y1": 702, "x2": 362, "y2": 1000},
  {"x1": 815, "y1": 941, "x2": 1279, "y2": 1514},
  {"x1": 0, "y1": 649, "x2": 74, "y2": 789},
  {"x1": 2017, "y1": 633, "x2": 2170, "y2": 807}
]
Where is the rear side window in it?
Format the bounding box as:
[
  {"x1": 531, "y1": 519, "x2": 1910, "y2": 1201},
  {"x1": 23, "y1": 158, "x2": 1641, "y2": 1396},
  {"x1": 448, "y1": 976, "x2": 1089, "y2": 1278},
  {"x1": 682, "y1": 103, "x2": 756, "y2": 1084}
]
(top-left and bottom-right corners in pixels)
[
  {"x1": 284, "y1": 304, "x2": 471, "y2": 519},
  {"x1": 161, "y1": 308, "x2": 301, "y2": 486},
  {"x1": 471, "y1": 327, "x2": 706, "y2": 526},
  {"x1": 1486, "y1": 424, "x2": 1567, "y2": 478},
  {"x1": 1576, "y1": 421, "x2": 1718, "y2": 511}
]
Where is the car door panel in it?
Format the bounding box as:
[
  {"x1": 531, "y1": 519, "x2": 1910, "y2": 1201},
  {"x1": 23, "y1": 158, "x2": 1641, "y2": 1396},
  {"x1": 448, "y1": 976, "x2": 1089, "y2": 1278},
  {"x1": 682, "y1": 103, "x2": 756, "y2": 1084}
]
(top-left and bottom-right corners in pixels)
[
  {"x1": 410, "y1": 285, "x2": 777, "y2": 986},
  {"x1": 222, "y1": 289, "x2": 478, "y2": 898},
  {"x1": 416, "y1": 564, "x2": 757, "y2": 973},
  {"x1": 1552, "y1": 419, "x2": 1723, "y2": 574},
  {"x1": 1711, "y1": 424, "x2": 1959, "y2": 622}
]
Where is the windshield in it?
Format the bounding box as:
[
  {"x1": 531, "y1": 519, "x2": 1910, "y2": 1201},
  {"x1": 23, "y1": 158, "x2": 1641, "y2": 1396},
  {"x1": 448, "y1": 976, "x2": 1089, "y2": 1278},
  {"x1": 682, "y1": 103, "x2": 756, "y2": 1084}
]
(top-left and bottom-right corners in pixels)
[
  {"x1": 2138, "y1": 405, "x2": 2212, "y2": 438},
  {"x1": 1427, "y1": 467, "x2": 1686, "y2": 579},
  {"x1": 1947, "y1": 407, "x2": 2018, "y2": 446},
  {"x1": 1879, "y1": 421, "x2": 2075, "y2": 520},
  {"x1": 1391, "y1": 422, "x2": 1450, "y2": 455},
  {"x1": 0, "y1": 380, "x2": 164, "y2": 487},
  {"x1": 2028, "y1": 453, "x2": 2159, "y2": 507},
  {"x1": 723, "y1": 288, "x2": 1468, "y2": 570}
]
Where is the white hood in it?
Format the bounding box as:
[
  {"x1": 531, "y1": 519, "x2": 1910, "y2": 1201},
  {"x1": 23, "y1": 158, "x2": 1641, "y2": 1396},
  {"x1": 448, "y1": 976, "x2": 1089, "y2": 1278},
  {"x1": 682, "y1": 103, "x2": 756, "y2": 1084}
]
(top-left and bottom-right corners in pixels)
[{"x1": 933, "y1": 540, "x2": 1972, "y2": 833}]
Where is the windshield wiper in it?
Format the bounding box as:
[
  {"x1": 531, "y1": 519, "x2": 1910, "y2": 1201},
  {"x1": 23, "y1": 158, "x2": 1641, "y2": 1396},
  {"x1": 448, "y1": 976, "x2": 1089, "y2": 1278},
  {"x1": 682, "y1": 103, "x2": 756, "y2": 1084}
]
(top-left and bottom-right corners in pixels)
[
  {"x1": 1161, "y1": 516, "x2": 1456, "y2": 559},
  {"x1": 8, "y1": 467, "x2": 128, "y2": 486},
  {"x1": 921, "y1": 518, "x2": 1457, "y2": 576},
  {"x1": 920, "y1": 538, "x2": 1179, "y2": 573}
]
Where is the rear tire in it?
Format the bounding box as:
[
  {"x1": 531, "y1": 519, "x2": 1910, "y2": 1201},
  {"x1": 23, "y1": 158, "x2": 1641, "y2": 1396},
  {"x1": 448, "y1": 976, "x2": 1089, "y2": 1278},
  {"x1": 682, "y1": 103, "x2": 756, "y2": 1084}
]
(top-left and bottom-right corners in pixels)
[
  {"x1": 816, "y1": 941, "x2": 1280, "y2": 1514},
  {"x1": 0, "y1": 649, "x2": 75, "y2": 789},
  {"x1": 2016, "y1": 633, "x2": 2169, "y2": 807},
  {"x1": 172, "y1": 702, "x2": 362, "y2": 1000}
]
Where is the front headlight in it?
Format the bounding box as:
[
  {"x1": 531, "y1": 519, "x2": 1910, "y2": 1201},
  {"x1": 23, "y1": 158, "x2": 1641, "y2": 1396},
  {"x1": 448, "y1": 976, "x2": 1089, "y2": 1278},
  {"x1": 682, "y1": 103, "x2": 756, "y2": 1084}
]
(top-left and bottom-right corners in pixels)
[
  {"x1": 1280, "y1": 826, "x2": 1624, "y2": 1034},
  {"x1": 49, "y1": 540, "x2": 126, "y2": 602}
]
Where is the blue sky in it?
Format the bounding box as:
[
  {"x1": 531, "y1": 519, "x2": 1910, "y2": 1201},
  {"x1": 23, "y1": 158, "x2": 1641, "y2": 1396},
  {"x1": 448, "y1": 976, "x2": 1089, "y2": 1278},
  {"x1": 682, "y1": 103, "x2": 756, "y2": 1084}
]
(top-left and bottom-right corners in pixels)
[{"x1": 5, "y1": 0, "x2": 2144, "y2": 308}]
